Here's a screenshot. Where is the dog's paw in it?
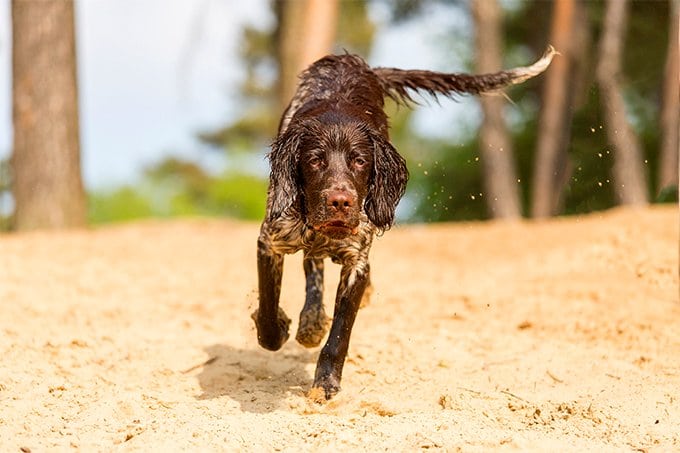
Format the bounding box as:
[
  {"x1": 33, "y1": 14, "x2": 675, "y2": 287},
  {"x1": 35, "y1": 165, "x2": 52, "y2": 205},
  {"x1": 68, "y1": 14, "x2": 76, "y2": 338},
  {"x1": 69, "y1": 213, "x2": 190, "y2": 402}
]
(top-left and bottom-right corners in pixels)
[
  {"x1": 251, "y1": 307, "x2": 291, "y2": 351},
  {"x1": 295, "y1": 306, "x2": 331, "y2": 348},
  {"x1": 311, "y1": 374, "x2": 341, "y2": 401}
]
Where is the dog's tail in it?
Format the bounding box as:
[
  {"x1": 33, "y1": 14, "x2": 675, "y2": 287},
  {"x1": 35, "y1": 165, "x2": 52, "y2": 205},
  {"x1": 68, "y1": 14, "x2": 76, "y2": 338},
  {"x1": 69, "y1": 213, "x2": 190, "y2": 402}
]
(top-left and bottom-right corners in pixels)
[{"x1": 374, "y1": 46, "x2": 557, "y2": 105}]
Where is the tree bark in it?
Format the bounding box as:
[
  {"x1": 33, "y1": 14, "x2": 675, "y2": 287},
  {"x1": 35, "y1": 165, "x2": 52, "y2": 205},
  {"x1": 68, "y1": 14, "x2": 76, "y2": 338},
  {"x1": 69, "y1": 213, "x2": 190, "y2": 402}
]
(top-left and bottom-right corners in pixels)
[
  {"x1": 11, "y1": 0, "x2": 86, "y2": 230},
  {"x1": 530, "y1": 0, "x2": 575, "y2": 218},
  {"x1": 596, "y1": 0, "x2": 648, "y2": 205},
  {"x1": 659, "y1": 0, "x2": 679, "y2": 194},
  {"x1": 278, "y1": 0, "x2": 339, "y2": 110},
  {"x1": 470, "y1": 0, "x2": 521, "y2": 220}
]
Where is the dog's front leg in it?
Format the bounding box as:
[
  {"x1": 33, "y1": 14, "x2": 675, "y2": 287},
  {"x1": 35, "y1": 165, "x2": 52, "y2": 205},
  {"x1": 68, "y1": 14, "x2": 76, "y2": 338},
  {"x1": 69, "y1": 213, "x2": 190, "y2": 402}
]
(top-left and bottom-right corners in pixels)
[
  {"x1": 312, "y1": 263, "x2": 370, "y2": 399},
  {"x1": 252, "y1": 232, "x2": 291, "y2": 351}
]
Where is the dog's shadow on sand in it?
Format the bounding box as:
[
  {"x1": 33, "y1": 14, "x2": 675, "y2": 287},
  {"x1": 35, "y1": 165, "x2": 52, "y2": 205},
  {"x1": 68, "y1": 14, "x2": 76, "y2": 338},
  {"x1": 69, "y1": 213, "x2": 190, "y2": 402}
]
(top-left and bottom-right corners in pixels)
[{"x1": 193, "y1": 343, "x2": 317, "y2": 413}]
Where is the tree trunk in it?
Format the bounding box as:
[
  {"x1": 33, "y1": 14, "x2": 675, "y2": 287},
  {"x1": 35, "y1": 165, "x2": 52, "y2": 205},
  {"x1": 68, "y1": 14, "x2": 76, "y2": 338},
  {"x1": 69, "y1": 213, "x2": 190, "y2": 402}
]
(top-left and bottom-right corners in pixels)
[
  {"x1": 470, "y1": 0, "x2": 521, "y2": 220},
  {"x1": 659, "y1": 0, "x2": 679, "y2": 194},
  {"x1": 596, "y1": 0, "x2": 648, "y2": 206},
  {"x1": 11, "y1": 0, "x2": 86, "y2": 230},
  {"x1": 278, "y1": 0, "x2": 339, "y2": 110},
  {"x1": 530, "y1": 0, "x2": 575, "y2": 218}
]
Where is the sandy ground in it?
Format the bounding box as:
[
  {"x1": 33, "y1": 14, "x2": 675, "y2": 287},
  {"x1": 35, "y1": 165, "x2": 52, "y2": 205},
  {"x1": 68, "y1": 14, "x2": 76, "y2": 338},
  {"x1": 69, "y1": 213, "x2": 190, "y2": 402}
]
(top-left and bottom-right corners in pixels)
[{"x1": 0, "y1": 205, "x2": 678, "y2": 451}]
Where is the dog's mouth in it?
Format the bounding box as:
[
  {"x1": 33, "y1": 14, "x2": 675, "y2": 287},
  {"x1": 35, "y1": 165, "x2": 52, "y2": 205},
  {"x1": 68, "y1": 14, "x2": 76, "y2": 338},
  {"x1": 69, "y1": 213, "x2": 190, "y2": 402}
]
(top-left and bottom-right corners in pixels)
[{"x1": 314, "y1": 220, "x2": 359, "y2": 239}]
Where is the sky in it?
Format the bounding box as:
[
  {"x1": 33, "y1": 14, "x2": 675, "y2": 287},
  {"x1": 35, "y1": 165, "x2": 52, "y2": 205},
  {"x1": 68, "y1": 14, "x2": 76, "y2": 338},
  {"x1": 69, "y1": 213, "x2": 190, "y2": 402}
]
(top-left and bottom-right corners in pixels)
[{"x1": 0, "y1": 0, "x2": 478, "y2": 190}]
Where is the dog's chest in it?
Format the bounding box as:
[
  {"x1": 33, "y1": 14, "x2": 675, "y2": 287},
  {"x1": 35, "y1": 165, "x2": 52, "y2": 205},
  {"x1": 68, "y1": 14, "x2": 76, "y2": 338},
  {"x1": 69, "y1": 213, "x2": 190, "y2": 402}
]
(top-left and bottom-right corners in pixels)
[{"x1": 264, "y1": 215, "x2": 374, "y2": 266}]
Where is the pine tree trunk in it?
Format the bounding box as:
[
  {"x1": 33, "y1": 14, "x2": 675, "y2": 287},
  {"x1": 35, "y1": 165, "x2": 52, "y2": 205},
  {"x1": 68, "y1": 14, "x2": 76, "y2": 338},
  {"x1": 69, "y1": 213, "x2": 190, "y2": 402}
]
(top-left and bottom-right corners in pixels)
[
  {"x1": 470, "y1": 0, "x2": 521, "y2": 220},
  {"x1": 530, "y1": 0, "x2": 575, "y2": 218},
  {"x1": 596, "y1": 0, "x2": 649, "y2": 206},
  {"x1": 11, "y1": 0, "x2": 86, "y2": 230},
  {"x1": 278, "y1": 0, "x2": 338, "y2": 109},
  {"x1": 659, "y1": 0, "x2": 679, "y2": 194}
]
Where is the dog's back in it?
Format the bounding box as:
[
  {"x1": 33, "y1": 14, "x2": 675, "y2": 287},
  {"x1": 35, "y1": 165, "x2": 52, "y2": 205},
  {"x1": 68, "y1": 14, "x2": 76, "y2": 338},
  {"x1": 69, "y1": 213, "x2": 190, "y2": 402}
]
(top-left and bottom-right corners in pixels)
[
  {"x1": 280, "y1": 47, "x2": 557, "y2": 135},
  {"x1": 279, "y1": 54, "x2": 388, "y2": 135}
]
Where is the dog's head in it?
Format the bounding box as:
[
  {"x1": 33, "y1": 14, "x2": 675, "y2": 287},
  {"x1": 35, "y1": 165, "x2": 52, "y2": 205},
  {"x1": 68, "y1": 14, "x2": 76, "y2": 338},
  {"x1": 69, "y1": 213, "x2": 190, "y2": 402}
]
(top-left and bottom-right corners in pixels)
[{"x1": 266, "y1": 112, "x2": 408, "y2": 239}]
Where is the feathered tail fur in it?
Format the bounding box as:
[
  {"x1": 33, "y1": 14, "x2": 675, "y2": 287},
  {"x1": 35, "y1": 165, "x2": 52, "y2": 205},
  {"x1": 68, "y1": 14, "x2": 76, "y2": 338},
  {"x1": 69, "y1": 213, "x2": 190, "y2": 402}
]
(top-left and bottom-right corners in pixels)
[{"x1": 374, "y1": 46, "x2": 557, "y2": 105}]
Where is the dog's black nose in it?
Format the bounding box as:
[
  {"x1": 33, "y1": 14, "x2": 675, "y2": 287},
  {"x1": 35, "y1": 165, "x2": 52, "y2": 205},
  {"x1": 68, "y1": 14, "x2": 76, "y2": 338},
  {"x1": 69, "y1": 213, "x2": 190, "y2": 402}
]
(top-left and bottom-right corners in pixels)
[{"x1": 327, "y1": 190, "x2": 354, "y2": 212}]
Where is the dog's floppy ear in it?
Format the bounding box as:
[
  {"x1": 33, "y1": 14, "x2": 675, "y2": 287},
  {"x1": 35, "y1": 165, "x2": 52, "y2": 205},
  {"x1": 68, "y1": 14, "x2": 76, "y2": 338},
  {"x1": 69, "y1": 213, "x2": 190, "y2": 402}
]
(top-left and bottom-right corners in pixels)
[
  {"x1": 266, "y1": 126, "x2": 301, "y2": 221},
  {"x1": 364, "y1": 132, "x2": 409, "y2": 231}
]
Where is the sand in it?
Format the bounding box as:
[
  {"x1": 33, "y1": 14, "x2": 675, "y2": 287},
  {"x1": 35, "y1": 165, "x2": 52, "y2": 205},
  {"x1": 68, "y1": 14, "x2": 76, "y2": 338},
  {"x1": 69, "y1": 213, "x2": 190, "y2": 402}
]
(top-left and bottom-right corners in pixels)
[{"x1": 1, "y1": 205, "x2": 678, "y2": 451}]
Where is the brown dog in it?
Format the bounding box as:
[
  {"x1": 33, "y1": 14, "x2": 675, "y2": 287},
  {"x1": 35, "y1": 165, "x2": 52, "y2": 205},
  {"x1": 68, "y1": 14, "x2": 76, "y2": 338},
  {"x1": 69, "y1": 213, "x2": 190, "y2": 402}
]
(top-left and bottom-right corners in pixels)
[{"x1": 253, "y1": 47, "x2": 555, "y2": 399}]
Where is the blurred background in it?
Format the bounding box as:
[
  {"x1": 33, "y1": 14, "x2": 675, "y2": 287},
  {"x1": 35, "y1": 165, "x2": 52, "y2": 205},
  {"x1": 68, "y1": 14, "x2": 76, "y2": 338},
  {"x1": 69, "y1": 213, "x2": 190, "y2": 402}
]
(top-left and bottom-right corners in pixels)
[{"x1": 0, "y1": 0, "x2": 676, "y2": 231}]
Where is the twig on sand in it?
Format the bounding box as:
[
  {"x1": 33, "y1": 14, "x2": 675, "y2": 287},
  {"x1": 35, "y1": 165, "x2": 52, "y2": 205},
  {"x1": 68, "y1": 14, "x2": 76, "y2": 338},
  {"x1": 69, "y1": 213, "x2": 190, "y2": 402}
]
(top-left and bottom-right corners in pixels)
[
  {"x1": 605, "y1": 373, "x2": 621, "y2": 380},
  {"x1": 457, "y1": 386, "x2": 483, "y2": 396},
  {"x1": 181, "y1": 356, "x2": 218, "y2": 374},
  {"x1": 546, "y1": 369, "x2": 564, "y2": 383},
  {"x1": 500, "y1": 390, "x2": 530, "y2": 403}
]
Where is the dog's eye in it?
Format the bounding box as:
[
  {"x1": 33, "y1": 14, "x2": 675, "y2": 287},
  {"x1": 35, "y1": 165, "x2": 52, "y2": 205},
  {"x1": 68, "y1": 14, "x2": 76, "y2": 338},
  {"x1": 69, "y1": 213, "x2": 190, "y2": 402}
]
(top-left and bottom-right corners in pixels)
[
  {"x1": 353, "y1": 157, "x2": 367, "y2": 168},
  {"x1": 308, "y1": 156, "x2": 323, "y2": 168}
]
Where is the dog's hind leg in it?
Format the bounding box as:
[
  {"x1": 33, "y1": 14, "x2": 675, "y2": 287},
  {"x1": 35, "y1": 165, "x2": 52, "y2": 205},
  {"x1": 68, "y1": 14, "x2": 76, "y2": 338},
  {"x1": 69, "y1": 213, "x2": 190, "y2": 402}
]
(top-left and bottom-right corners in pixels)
[{"x1": 296, "y1": 256, "x2": 330, "y2": 348}]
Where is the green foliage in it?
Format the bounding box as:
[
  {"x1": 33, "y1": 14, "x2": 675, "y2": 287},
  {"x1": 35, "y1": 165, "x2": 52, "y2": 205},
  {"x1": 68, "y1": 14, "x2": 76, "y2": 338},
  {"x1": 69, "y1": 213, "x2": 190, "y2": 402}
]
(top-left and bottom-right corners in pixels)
[
  {"x1": 88, "y1": 158, "x2": 267, "y2": 224},
  {"x1": 88, "y1": 186, "x2": 154, "y2": 224}
]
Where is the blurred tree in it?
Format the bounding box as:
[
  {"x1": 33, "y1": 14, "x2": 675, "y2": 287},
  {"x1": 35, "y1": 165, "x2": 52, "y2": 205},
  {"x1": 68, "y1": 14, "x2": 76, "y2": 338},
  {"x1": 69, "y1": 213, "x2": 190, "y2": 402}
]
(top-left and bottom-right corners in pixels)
[
  {"x1": 406, "y1": 0, "x2": 668, "y2": 222},
  {"x1": 596, "y1": 0, "x2": 648, "y2": 205},
  {"x1": 658, "y1": 0, "x2": 679, "y2": 195},
  {"x1": 0, "y1": 158, "x2": 10, "y2": 230},
  {"x1": 278, "y1": 0, "x2": 339, "y2": 109},
  {"x1": 11, "y1": 0, "x2": 86, "y2": 230},
  {"x1": 471, "y1": 0, "x2": 521, "y2": 220},
  {"x1": 530, "y1": 0, "x2": 577, "y2": 218}
]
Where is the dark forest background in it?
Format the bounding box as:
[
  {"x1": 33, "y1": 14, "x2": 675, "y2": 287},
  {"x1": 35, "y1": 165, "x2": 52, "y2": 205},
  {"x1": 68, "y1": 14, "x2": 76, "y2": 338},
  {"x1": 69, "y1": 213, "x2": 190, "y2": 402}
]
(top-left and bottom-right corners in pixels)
[{"x1": 3, "y1": 0, "x2": 677, "y2": 231}]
